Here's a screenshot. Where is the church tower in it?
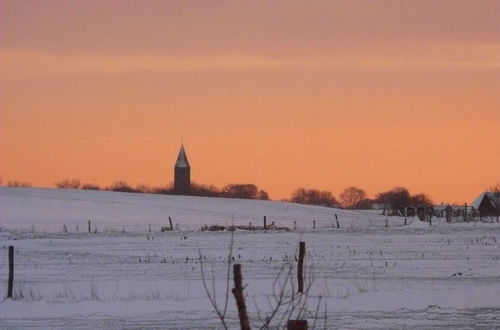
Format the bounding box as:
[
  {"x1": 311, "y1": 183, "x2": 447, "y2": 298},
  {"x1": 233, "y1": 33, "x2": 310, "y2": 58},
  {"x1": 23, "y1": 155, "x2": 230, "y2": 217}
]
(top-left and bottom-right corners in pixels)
[{"x1": 174, "y1": 144, "x2": 190, "y2": 194}]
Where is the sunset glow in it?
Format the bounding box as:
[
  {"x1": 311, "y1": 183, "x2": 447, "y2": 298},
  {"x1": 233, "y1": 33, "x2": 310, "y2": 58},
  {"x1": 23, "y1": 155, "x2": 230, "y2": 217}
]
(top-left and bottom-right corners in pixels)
[{"x1": 1, "y1": 0, "x2": 499, "y2": 203}]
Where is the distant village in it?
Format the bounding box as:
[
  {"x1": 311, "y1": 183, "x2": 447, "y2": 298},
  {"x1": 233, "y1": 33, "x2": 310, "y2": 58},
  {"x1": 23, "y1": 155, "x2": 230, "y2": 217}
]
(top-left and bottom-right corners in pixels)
[{"x1": 3, "y1": 144, "x2": 499, "y2": 223}]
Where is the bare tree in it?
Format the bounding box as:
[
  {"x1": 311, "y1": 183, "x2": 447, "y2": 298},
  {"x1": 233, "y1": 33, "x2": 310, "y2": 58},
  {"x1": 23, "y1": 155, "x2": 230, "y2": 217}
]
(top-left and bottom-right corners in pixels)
[
  {"x1": 290, "y1": 188, "x2": 338, "y2": 208},
  {"x1": 258, "y1": 190, "x2": 270, "y2": 200},
  {"x1": 410, "y1": 193, "x2": 433, "y2": 205},
  {"x1": 201, "y1": 236, "x2": 325, "y2": 329},
  {"x1": 106, "y1": 181, "x2": 136, "y2": 193},
  {"x1": 188, "y1": 182, "x2": 220, "y2": 197},
  {"x1": 222, "y1": 184, "x2": 259, "y2": 199},
  {"x1": 489, "y1": 183, "x2": 500, "y2": 192},
  {"x1": 257, "y1": 253, "x2": 318, "y2": 329},
  {"x1": 7, "y1": 180, "x2": 32, "y2": 187},
  {"x1": 199, "y1": 232, "x2": 235, "y2": 329},
  {"x1": 339, "y1": 187, "x2": 367, "y2": 209}
]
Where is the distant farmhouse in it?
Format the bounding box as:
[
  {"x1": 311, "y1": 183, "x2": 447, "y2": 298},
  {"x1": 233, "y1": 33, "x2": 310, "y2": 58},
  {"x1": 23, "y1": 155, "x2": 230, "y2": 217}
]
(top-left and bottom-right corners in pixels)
[
  {"x1": 174, "y1": 144, "x2": 190, "y2": 195},
  {"x1": 432, "y1": 192, "x2": 500, "y2": 222},
  {"x1": 472, "y1": 192, "x2": 500, "y2": 220}
]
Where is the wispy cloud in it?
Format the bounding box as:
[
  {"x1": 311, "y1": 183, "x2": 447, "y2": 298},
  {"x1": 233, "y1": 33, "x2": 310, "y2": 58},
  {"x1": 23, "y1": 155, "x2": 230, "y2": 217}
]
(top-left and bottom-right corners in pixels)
[{"x1": 1, "y1": 43, "x2": 498, "y2": 79}]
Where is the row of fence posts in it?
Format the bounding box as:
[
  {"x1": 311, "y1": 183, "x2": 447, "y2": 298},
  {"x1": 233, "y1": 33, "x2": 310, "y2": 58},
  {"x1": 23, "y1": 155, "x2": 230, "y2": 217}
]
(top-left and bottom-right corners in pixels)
[
  {"x1": 26, "y1": 211, "x2": 500, "y2": 235},
  {"x1": 5, "y1": 241, "x2": 309, "y2": 329},
  {"x1": 263, "y1": 214, "x2": 407, "y2": 231},
  {"x1": 45, "y1": 213, "x2": 416, "y2": 235}
]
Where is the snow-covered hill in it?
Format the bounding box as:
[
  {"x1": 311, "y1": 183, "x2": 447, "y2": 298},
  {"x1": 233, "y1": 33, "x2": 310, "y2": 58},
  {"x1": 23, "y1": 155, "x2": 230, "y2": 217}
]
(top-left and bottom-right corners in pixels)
[{"x1": 0, "y1": 187, "x2": 406, "y2": 231}]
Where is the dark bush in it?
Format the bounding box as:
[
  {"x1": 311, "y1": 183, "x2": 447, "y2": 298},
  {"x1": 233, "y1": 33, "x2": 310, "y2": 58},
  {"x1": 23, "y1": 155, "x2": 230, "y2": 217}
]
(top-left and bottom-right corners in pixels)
[
  {"x1": 107, "y1": 181, "x2": 136, "y2": 193},
  {"x1": 55, "y1": 179, "x2": 81, "y2": 189},
  {"x1": 81, "y1": 183, "x2": 101, "y2": 190}
]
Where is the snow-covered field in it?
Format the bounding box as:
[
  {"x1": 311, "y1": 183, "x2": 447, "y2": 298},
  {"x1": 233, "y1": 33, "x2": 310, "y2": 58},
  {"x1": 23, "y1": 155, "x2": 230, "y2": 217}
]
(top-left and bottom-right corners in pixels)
[
  {"x1": 0, "y1": 187, "x2": 408, "y2": 232},
  {"x1": 1, "y1": 188, "x2": 500, "y2": 329}
]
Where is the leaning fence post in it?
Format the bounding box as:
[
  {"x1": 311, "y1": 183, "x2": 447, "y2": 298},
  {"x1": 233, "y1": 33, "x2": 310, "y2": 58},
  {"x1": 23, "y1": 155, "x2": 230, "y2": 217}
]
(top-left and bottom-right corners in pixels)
[
  {"x1": 8, "y1": 246, "x2": 14, "y2": 299},
  {"x1": 298, "y1": 241, "x2": 306, "y2": 293},
  {"x1": 336, "y1": 219, "x2": 340, "y2": 228},
  {"x1": 232, "y1": 264, "x2": 250, "y2": 330},
  {"x1": 168, "y1": 217, "x2": 173, "y2": 231}
]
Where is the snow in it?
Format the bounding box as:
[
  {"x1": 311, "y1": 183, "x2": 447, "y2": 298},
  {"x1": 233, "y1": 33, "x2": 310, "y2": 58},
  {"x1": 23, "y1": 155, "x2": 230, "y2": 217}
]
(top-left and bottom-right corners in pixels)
[
  {"x1": 407, "y1": 218, "x2": 432, "y2": 228},
  {"x1": 0, "y1": 187, "x2": 411, "y2": 232},
  {"x1": 472, "y1": 192, "x2": 487, "y2": 209},
  {"x1": 1, "y1": 187, "x2": 500, "y2": 328}
]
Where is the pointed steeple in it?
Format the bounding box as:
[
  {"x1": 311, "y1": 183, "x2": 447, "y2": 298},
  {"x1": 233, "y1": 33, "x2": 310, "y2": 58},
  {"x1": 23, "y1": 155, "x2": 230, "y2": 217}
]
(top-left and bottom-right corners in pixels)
[
  {"x1": 175, "y1": 144, "x2": 190, "y2": 168},
  {"x1": 174, "y1": 143, "x2": 191, "y2": 194}
]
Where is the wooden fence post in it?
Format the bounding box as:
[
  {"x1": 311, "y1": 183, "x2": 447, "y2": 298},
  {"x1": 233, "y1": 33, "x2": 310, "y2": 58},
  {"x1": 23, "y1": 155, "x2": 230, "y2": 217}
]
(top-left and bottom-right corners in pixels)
[
  {"x1": 232, "y1": 264, "x2": 250, "y2": 330},
  {"x1": 464, "y1": 203, "x2": 468, "y2": 222},
  {"x1": 264, "y1": 216, "x2": 267, "y2": 230},
  {"x1": 385, "y1": 219, "x2": 388, "y2": 228},
  {"x1": 404, "y1": 218, "x2": 407, "y2": 226},
  {"x1": 313, "y1": 220, "x2": 316, "y2": 230},
  {"x1": 293, "y1": 221, "x2": 297, "y2": 230},
  {"x1": 168, "y1": 217, "x2": 173, "y2": 231},
  {"x1": 336, "y1": 219, "x2": 340, "y2": 228},
  {"x1": 287, "y1": 320, "x2": 308, "y2": 330},
  {"x1": 8, "y1": 246, "x2": 14, "y2": 299},
  {"x1": 88, "y1": 220, "x2": 91, "y2": 234},
  {"x1": 298, "y1": 241, "x2": 306, "y2": 293}
]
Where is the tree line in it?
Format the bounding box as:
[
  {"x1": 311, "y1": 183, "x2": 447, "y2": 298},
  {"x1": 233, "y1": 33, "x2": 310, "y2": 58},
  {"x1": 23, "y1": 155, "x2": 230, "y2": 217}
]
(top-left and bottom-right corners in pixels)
[
  {"x1": 54, "y1": 179, "x2": 270, "y2": 200},
  {"x1": 53, "y1": 178, "x2": 433, "y2": 210},
  {"x1": 4, "y1": 177, "x2": 499, "y2": 210},
  {"x1": 287, "y1": 186, "x2": 434, "y2": 213}
]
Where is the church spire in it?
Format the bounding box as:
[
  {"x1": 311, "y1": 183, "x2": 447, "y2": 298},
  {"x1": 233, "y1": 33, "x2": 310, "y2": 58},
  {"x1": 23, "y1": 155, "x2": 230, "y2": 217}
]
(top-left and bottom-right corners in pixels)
[
  {"x1": 175, "y1": 144, "x2": 190, "y2": 168},
  {"x1": 174, "y1": 143, "x2": 191, "y2": 194}
]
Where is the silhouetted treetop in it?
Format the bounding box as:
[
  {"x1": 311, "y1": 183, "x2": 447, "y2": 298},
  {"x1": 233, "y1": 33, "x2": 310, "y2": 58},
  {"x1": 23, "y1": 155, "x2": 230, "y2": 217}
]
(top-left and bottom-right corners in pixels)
[
  {"x1": 339, "y1": 186, "x2": 367, "y2": 209},
  {"x1": 290, "y1": 188, "x2": 338, "y2": 208}
]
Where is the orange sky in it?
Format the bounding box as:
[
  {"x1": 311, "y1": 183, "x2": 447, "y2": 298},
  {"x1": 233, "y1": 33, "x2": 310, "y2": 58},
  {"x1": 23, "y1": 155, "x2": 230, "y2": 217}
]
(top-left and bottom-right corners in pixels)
[{"x1": 1, "y1": 1, "x2": 499, "y2": 204}]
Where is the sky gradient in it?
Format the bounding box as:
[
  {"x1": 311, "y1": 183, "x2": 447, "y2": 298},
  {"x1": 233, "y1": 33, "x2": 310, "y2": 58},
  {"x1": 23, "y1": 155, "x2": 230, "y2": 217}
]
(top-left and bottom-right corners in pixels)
[{"x1": 1, "y1": 0, "x2": 499, "y2": 203}]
